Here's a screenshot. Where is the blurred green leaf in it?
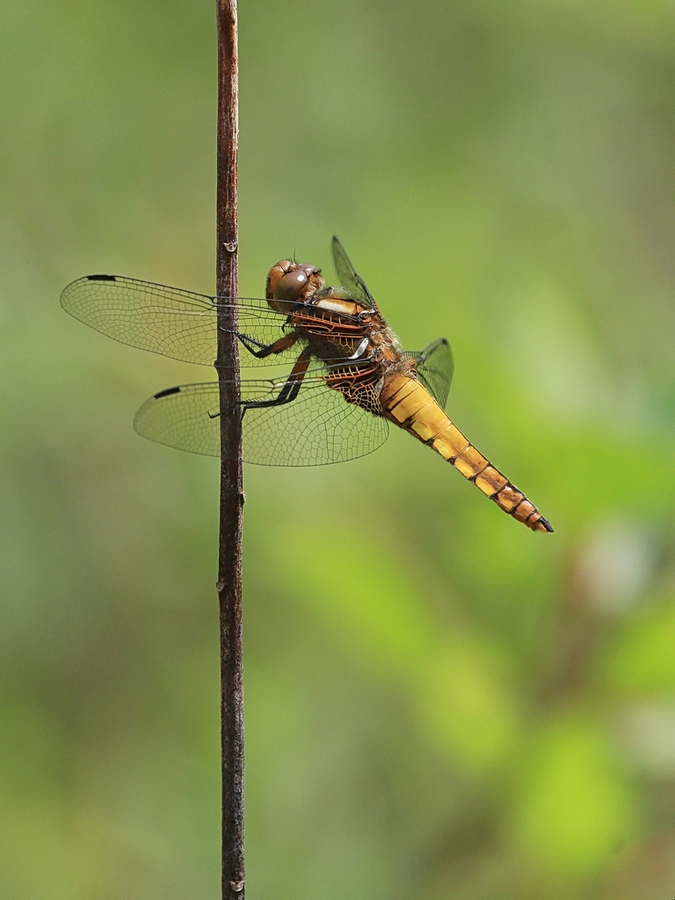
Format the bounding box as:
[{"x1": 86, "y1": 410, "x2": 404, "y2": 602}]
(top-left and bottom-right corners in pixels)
[{"x1": 510, "y1": 717, "x2": 638, "y2": 878}]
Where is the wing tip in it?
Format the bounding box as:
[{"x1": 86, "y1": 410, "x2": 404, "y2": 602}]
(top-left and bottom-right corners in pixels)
[{"x1": 153, "y1": 386, "x2": 182, "y2": 399}]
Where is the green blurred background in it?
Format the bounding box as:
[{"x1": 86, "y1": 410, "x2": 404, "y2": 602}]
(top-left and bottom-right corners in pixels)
[{"x1": 2, "y1": 1, "x2": 675, "y2": 898}]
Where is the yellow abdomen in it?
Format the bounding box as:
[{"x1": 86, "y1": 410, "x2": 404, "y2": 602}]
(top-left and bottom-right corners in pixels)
[{"x1": 380, "y1": 374, "x2": 553, "y2": 533}]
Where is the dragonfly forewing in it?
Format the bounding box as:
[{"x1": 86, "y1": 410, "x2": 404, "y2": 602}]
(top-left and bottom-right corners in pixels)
[
  {"x1": 60, "y1": 274, "x2": 310, "y2": 369},
  {"x1": 331, "y1": 236, "x2": 378, "y2": 310}
]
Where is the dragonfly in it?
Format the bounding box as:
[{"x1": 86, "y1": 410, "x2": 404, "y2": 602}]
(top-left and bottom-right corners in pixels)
[{"x1": 60, "y1": 237, "x2": 553, "y2": 533}]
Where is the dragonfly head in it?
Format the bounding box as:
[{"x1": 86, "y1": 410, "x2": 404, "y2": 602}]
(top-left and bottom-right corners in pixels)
[{"x1": 266, "y1": 260, "x2": 322, "y2": 311}]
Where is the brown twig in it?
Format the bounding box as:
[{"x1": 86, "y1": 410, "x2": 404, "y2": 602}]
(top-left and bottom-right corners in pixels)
[{"x1": 215, "y1": 2, "x2": 244, "y2": 898}]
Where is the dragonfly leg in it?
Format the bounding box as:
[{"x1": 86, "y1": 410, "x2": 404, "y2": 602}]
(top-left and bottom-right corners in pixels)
[
  {"x1": 236, "y1": 330, "x2": 298, "y2": 359},
  {"x1": 241, "y1": 348, "x2": 312, "y2": 412}
]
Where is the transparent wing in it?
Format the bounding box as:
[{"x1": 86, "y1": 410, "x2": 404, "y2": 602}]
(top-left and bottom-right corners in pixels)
[
  {"x1": 331, "y1": 236, "x2": 378, "y2": 310},
  {"x1": 60, "y1": 274, "x2": 308, "y2": 369},
  {"x1": 411, "y1": 338, "x2": 454, "y2": 409},
  {"x1": 133, "y1": 372, "x2": 389, "y2": 466}
]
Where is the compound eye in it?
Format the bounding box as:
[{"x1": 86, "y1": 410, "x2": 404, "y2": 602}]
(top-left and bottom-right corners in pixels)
[{"x1": 274, "y1": 269, "x2": 309, "y2": 302}]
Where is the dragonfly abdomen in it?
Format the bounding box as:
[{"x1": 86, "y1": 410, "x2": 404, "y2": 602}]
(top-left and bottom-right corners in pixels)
[{"x1": 380, "y1": 375, "x2": 553, "y2": 533}]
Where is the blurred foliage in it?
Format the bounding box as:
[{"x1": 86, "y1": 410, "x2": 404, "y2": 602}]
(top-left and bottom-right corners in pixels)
[{"x1": 2, "y1": 0, "x2": 675, "y2": 898}]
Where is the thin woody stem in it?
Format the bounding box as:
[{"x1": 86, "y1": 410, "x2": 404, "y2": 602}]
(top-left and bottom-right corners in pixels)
[{"x1": 215, "y1": 2, "x2": 245, "y2": 898}]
